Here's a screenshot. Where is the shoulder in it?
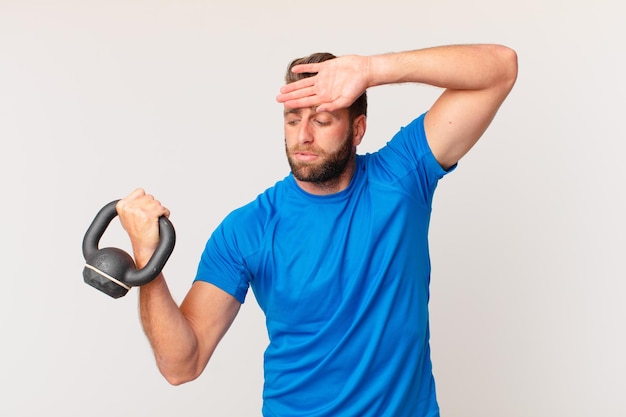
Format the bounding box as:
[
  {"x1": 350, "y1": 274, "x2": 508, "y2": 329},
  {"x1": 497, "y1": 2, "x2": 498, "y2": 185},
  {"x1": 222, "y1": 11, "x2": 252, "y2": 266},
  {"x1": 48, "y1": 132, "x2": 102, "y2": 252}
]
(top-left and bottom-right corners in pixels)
[
  {"x1": 386, "y1": 113, "x2": 430, "y2": 158},
  {"x1": 220, "y1": 176, "x2": 289, "y2": 235},
  {"x1": 363, "y1": 113, "x2": 432, "y2": 173},
  {"x1": 360, "y1": 114, "x2": 452, "y2": 203}
]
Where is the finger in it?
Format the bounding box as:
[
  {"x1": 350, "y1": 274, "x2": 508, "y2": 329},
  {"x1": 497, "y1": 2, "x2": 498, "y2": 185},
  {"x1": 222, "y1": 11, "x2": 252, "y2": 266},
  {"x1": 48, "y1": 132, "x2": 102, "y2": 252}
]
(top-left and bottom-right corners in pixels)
[
  {"x1": 117, "y1": 189, "x2": 141, "y2": 213},
  {"x1": 316, "y1": 96, "x2": 354, "y2": 113},
  {"x1": 125, "y1": 188, "x2": 146, "y2": 201},
  {"x1": 279, "y1": 76, "x2": 315, "y2": 94},
  {"x1": 149, "y1": 198, "x2": 169, "y2": 218},
  {"x1": 119, "y1": 191, "x2": 157, "y2": 217},
  {"x1": 290, "y1": 63, "x2": 322, "y2": 75},
  {"x1": 276, "y1": 85, "x2": 318, "y2": 104},
  {"x1": 280, "y1": 95, "x2": 326, "y2": 110}
]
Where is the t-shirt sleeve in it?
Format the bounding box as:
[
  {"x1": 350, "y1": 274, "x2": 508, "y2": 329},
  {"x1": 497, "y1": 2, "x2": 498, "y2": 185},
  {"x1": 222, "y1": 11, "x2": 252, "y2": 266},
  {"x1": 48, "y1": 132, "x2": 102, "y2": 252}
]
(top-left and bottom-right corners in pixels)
[
  {"x1": 194, "y1": 213, "x2": 251, "y2": 304},
  {"x1": 369, "y1": 112, "x2": 456, "y2": 208}
]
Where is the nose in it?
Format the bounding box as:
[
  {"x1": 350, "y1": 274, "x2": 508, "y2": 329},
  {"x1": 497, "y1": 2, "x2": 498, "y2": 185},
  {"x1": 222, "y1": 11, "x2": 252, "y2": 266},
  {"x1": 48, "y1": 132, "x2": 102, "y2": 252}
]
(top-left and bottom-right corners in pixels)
[{"x1": 296, "y1": 121, "x2": 313, "y2": 145}]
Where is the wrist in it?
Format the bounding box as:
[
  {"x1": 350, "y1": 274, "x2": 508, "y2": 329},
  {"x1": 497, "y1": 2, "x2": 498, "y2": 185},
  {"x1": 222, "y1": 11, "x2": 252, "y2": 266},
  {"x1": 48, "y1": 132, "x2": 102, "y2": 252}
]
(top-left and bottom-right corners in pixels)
[
  {"x1": 367, "y1": 53, "x2": 397, "y2": 87},
  {"x1": 132, "y1": 245, "x2": 158, "y2": 268}
]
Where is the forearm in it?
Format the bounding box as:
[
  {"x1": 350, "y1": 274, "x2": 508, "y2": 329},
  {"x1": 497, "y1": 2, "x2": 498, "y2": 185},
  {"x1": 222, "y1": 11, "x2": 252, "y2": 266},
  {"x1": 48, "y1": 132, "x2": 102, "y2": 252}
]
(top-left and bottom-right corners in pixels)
[
  {"x1": 138, "y1": 273, "x2": 201, "y2": 385},
  {"x1": 367, "y1": 44, "x2": 518, "y2": 91},
  {"x1": 115, "y1": 189, "x2": 218, "y2": 384}
]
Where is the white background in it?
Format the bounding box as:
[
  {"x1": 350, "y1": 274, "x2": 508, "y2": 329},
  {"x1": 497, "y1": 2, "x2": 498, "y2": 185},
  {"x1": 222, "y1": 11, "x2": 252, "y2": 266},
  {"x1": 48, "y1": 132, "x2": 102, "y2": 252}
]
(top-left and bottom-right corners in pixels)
[{"x1": 1, "y1": 1, "x2": 624, "y2": 416}]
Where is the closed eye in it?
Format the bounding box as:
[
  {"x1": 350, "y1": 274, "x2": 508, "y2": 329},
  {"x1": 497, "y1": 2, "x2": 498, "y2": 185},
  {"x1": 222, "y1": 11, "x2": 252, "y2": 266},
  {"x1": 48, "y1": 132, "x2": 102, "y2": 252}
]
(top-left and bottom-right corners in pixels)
[{"x1": 314, "y1": 119, "x2": 331, "y2": 126}]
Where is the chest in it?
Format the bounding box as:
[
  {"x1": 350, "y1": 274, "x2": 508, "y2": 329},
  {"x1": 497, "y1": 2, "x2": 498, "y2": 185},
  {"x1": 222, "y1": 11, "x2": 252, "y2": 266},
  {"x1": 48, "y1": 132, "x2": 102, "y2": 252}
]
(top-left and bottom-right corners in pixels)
[{"x1": 249, "y1": 186, "x2": 430, "y2": 327}]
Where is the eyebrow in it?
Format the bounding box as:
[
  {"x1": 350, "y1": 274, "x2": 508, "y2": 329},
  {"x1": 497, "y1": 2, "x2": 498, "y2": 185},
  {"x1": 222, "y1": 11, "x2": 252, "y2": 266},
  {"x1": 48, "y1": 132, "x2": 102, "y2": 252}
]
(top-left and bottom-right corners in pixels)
[
  {"x1": 284, "y1": 108, "x2": 302, "y2": 117},
  {"x1": 283, "y1": 107, "x2": 341, "y2": 118}
]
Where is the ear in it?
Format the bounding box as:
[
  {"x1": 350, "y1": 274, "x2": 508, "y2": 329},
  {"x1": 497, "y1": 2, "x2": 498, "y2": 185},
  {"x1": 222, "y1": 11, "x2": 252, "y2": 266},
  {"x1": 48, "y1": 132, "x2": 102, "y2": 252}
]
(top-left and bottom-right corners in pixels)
[{"x1": 352, "y1": 115, "x2": 366, "y2": 146}]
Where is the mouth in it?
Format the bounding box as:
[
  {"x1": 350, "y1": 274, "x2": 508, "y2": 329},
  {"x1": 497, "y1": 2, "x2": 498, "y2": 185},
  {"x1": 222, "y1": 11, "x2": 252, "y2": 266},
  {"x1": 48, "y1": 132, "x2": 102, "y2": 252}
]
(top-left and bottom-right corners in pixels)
[{"x1": 294, "y1": 151, "x2": 319, "y2": 162}]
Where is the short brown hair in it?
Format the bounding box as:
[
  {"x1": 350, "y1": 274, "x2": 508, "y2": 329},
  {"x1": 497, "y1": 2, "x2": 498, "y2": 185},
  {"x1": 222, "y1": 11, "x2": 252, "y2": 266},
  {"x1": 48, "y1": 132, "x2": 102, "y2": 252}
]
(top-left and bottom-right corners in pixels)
[{"x1": 285, "y1": 52, "x2": 367, "y2": 120}]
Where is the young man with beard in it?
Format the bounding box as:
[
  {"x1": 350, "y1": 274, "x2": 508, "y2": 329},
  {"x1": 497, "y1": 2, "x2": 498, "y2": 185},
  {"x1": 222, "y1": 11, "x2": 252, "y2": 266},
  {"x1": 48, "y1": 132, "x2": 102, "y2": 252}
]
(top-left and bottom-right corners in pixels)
[{"x1": 117, "y1": 44, "x2": 518, "y2": 416}]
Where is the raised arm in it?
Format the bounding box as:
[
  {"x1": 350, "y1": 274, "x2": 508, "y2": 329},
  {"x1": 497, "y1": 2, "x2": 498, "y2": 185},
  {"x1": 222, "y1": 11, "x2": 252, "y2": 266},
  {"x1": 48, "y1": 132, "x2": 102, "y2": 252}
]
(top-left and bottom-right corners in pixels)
[
  {"x1": 116, "y1": 189, "x2": 241, "y2": 385},
  {"x1": 276, "y1": 44, "x2": 518, "y2": 169}
]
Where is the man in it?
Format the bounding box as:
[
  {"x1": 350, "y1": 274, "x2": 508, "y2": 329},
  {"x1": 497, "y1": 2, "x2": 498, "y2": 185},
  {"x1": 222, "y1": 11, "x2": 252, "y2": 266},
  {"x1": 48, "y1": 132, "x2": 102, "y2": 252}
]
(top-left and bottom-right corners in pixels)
[{"x1": 117, "y1": 44, "x2": 518, "y2": 416}]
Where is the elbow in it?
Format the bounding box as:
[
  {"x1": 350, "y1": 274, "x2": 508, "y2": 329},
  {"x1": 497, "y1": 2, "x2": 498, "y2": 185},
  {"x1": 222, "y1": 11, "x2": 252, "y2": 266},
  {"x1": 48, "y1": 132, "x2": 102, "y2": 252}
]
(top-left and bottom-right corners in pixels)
[
  {"x1": 497, "y1": 45, "x2": 519, "y2": 89},
  {"x1": 164, "y1": 375, "x2": 194, "y2": 387},
  {"x1": 164, "y1": 375, "x2": 185, "y2": 386},
  {"x1": 154, "y1": 336, "x2": 220, "y2": 386},
  {"x1": 156, "y1": 356, "x2": 205, "y2": 386},
  {"x1": 161, "y1": 368, "x2": 201, "y2": 386}
]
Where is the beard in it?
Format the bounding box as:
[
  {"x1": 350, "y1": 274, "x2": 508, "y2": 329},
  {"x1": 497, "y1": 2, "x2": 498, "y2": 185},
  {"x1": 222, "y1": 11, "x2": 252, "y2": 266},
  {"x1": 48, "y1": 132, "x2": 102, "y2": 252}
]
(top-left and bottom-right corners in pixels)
[{"x1": 285, "y1": 127, "x2": 354, "y2": 184}]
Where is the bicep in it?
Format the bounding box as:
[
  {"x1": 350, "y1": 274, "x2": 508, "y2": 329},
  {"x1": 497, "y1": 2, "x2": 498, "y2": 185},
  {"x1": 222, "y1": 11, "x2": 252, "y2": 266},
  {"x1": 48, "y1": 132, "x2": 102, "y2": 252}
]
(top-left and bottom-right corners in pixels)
[{"x1": 180, "y1": 280, "x2": 241, "y2": 372}]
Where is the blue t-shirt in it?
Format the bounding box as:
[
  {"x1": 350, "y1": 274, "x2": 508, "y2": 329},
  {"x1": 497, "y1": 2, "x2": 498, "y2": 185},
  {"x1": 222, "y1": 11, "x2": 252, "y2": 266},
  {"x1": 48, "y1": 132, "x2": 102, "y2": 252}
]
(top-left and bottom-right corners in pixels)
[{"x1": 195, "y1": 113, "x2": 452, "y2": 417}]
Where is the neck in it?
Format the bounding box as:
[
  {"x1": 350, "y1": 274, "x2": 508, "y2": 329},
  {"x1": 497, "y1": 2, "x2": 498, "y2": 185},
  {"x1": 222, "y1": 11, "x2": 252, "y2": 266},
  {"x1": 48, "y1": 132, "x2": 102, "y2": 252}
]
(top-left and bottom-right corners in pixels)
[{"x1": 295, "y1": 157, "x2": 357, "y2": 196}]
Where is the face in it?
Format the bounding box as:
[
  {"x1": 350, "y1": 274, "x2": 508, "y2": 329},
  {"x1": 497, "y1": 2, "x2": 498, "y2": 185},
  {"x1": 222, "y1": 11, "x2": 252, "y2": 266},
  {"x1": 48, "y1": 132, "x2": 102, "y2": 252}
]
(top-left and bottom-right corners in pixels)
[{"x1": 284, "y1": 107, "x2": 356, "y2": 185}]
